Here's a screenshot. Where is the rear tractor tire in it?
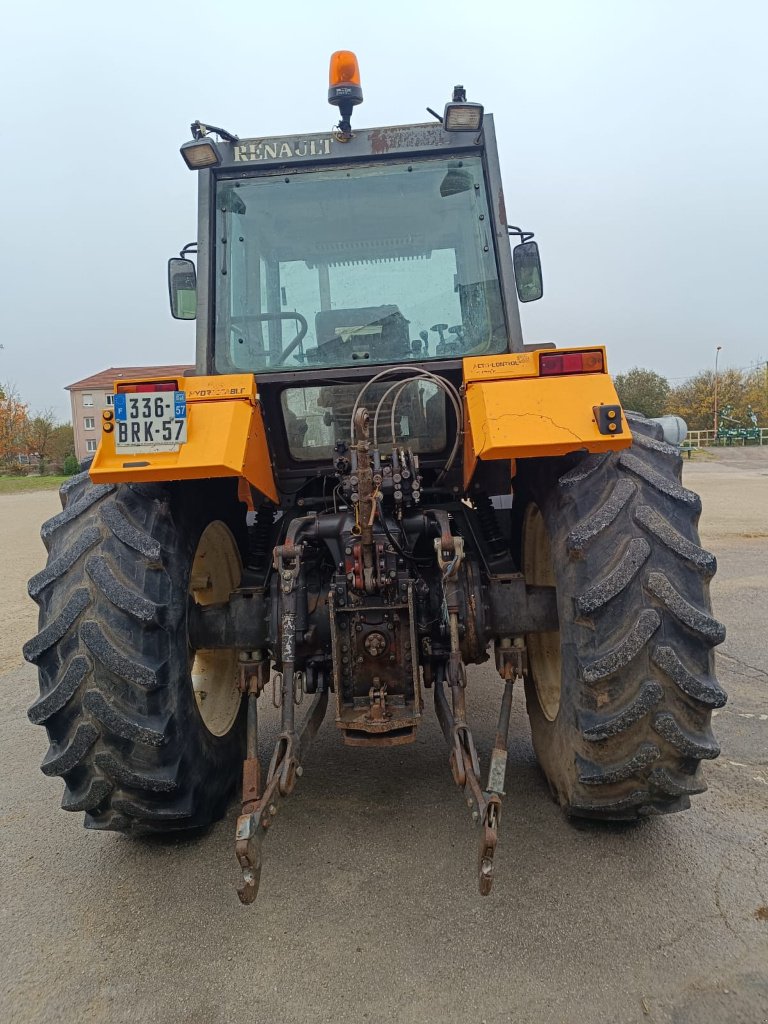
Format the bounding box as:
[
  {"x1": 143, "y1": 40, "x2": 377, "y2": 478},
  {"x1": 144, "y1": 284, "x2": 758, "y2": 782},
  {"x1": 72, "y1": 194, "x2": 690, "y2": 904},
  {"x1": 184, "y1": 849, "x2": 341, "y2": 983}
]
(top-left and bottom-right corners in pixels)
[
  {"x1": 516, "y1": 413, "x2": 726, "y2": 820},
  {"x1": 24, "y1": 473, "x2": 248, "y2": 834}
]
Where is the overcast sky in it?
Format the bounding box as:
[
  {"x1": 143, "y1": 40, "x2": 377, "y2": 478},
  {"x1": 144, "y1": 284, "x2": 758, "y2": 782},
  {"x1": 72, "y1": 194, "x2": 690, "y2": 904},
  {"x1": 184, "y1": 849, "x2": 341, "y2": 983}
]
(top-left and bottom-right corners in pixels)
[{"x1": 1, "y1": 0, "x2": 765, "y2": 421}]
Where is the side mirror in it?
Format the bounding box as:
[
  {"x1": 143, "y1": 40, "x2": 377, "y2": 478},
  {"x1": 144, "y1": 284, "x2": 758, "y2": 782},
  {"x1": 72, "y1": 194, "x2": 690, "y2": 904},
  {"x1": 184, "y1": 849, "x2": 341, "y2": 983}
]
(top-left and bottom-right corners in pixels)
[
  {"x1": 513, "y1": 241, "x2": 543, "y2": 303},
  {"x1": 168, "y1": 257, "x2": 197, "y2": 320}
]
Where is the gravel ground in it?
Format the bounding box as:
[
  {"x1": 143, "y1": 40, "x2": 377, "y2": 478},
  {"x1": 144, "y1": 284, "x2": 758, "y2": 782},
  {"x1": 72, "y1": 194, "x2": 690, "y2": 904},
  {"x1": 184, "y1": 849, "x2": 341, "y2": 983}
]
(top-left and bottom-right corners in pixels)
[
  {"x1": 1, "y1": 451, "x2": 766, "y2": 1024},
  {"x1": 0, "y1": 490, "x2": 63, "y2": 675}
]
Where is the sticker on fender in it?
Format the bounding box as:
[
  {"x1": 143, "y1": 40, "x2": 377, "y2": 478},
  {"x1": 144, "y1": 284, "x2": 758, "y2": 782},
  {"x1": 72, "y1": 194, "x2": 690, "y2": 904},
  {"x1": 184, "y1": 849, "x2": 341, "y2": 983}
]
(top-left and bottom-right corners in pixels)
[{"x1": 113, "y1": 392, "x2": 187, "y2": 453}]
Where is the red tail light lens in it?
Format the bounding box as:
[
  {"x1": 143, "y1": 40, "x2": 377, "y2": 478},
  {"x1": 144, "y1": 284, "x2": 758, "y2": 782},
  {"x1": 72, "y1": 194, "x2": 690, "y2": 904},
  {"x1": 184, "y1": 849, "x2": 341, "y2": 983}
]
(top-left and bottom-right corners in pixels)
[
  {"x1": 115, "y1": 380, "x2": 179, "y2": 394},
  {"x1": 539, "y1": 350, "x2": 604, "y2": 376}
]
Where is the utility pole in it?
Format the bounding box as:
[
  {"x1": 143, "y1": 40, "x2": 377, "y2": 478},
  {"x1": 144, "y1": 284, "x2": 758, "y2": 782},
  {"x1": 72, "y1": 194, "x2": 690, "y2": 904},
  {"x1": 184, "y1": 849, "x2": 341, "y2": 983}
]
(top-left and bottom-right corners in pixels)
[{"x1": 713, "y1": 345, "x2": 723, "y2": 439}]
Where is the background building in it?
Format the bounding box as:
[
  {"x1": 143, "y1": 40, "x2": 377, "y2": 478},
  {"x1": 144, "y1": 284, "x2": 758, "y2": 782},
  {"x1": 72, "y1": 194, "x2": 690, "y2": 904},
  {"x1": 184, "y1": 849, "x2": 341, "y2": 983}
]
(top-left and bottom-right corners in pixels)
[{"x1": 67, "y1": 365, "x2": 194, "y2": 462}]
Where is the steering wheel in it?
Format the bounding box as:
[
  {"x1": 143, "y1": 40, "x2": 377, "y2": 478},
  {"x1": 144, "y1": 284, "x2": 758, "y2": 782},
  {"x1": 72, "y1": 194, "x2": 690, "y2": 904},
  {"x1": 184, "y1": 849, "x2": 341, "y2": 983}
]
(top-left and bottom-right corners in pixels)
[{"x1": 231, "y1": 312, "x2": 309, "y2": 365}]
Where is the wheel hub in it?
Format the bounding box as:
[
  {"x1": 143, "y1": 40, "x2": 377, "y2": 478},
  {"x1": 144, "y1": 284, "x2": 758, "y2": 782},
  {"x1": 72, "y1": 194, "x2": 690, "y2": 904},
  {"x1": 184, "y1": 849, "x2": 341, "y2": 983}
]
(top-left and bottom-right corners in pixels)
[
  {"x1": 190, "y1": 521, "x2": 243, "y2": 736},
  {"x1": 523, "y1": 503, "x2": 562, "y2": 722}
]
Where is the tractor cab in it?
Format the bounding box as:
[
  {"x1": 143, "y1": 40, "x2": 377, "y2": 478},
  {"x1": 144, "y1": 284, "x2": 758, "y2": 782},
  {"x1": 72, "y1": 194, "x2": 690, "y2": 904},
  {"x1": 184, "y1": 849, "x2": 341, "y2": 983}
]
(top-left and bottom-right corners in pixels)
[{"x1": 167, "y1": 57, "x2": 543, "y2": 481}]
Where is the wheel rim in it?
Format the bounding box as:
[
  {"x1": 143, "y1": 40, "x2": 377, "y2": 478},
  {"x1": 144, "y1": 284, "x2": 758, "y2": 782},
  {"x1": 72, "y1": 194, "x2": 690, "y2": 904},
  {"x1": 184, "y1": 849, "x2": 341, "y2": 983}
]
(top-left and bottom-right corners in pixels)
[
  {"x1": 189, "y1": 521, "x2": 242, "y2": 736},
  {"x1": 523, "y1": 503, "x2": 562, "y2": 722}
]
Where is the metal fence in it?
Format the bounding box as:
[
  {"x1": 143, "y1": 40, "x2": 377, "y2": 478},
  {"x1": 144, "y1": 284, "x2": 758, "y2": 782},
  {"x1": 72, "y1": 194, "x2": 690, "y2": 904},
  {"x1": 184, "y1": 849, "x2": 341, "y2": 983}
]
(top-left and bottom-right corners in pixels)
[{"x1": 683, "y1": 428, "x2": 768, "y2": 448}]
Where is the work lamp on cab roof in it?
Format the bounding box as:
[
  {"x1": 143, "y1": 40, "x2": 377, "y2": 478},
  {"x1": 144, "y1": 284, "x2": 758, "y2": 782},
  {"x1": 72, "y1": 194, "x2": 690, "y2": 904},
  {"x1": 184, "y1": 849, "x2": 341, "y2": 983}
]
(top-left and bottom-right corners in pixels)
[
  {"x1": 443, "y1": 85, "x2": 484, "y2": 132},
  {"x1": 180, "y1": 120, "x2": 238, "y2": 170},
  {"x1": 180, "y1": 137, "x2": 221, "y2": 170}
]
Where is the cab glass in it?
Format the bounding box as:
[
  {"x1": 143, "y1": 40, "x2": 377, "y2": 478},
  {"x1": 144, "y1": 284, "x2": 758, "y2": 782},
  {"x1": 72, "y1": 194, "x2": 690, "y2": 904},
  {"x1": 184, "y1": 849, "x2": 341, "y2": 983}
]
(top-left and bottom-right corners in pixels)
[{"x1": 213, "y1": 156, "x2": 507, "y2": 374}]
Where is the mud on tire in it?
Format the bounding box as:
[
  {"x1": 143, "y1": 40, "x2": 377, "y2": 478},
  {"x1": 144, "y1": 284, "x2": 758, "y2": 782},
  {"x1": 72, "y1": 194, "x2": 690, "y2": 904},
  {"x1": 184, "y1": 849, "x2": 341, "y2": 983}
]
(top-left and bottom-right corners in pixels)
[
  {"x1": 24, "y1": 473, "x2": 247, "y2": 833},
  {"x1": 514, "y1": 413, "x2": 726, "y2": 819}
]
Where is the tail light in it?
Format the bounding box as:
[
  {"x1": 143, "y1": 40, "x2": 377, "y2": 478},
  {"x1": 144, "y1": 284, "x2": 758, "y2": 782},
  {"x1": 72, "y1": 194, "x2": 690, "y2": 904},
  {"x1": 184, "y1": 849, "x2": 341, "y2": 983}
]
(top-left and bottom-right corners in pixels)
[
  {"x1": 115, "y1": 380, "x2": 179, "y2": 394},
  {"x1": 539, "y1": 350, "x2": 604, "y2": 376}
]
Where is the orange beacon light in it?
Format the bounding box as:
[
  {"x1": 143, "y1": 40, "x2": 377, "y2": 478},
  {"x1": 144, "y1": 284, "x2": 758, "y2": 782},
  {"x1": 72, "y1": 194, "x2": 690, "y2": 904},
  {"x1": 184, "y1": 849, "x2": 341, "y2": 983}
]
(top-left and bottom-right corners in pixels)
[
  {"x1": 328, "y1": 50, "x2": 363, "y2": 136},
  {"x1": 328, "y1": 51, "x2": 363, "y2": 105}
]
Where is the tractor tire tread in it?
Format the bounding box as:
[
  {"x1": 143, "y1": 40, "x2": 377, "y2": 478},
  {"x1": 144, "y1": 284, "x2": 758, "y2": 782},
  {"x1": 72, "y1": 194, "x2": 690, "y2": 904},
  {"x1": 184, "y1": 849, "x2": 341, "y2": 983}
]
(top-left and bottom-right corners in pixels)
[
  {"x1": 580, "y1": 680, "x2": 664, "y2": 740},
  {"x1": 566, "y1": 479, "x2": 635, "y2": 553},
  {"x1": 80, "y1": 620, "x2": 159, "y2": 690},
  {"x1": 85, "y1": 554, "x2": 160, "y2": 623},
  {"x1": 574, "y1": 537, "x2": 650, "y2": 614},
  {"x1": 579, "y1": 610, "x2": 660, "y2": 683},
  {"x1": 41, "y1": 484, "x2": 115, "y2": 546},
  {"x1": 28, "y1": 526, "x2": 102, "y2": 598},
  {"x1": 27, "y1": 655, "x2": 90, "y2": 725},
  {"x1": 519, "y1": 412, "x2": 724, "y2": 820},
  {"x1": 41, "y1": 722, "x2": 99, "y2": 776},
  {"x1": 25, "y1": 476, "x2": 246, "y2": 835},
  {"x1": 82, "y1": 689, "x2": 167, "y2": 746},
  {"x1": 634, "y1": 504, "x2": 717, "y2": 576},
  {"x1": 100, "y1": 502, "x2": 162, "y2": 560},
  {"x1": 61, "y1": 776, "x2": 113, "y2": 812}
]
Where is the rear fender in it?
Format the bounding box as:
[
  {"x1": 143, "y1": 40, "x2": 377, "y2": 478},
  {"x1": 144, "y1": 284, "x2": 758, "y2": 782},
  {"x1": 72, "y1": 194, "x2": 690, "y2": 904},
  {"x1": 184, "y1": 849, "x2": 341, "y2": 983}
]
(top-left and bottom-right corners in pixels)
[
  {"x1": 89, "y1": 373, "x2": 278, "y2": 503},
  {"x1": 462, "y1": 347, "x2": 631, "y2": 488}
]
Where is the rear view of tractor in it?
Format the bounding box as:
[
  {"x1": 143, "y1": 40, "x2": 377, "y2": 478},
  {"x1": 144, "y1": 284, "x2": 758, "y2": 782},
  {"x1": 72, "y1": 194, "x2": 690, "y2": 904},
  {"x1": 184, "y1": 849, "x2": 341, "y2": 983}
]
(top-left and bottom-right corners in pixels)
[{"x1": 25, "y1": 53, "x2": 725, "y2": 902}]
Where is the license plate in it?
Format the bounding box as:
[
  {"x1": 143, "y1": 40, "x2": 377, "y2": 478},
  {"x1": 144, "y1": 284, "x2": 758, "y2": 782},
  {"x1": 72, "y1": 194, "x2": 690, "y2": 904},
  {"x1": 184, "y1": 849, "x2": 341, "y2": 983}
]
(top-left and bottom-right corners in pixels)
[{"x1": 113, "y1": 392, "x2": 187, "y2": 453}]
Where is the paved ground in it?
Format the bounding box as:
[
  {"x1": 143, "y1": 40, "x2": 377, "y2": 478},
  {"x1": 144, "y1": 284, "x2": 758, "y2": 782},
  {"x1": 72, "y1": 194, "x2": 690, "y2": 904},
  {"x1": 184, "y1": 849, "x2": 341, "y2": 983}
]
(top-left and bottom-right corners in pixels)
[{"x1": 1, "y1": 451, "x2": 766, "y2": 1024}]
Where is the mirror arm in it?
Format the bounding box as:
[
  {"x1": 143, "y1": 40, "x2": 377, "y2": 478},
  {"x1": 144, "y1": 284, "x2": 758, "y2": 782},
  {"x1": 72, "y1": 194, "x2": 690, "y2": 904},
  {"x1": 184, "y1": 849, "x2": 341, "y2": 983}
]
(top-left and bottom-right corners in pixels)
[
  {"x1": 180, "y1": 242, "x2": 198, "y2": 259},
  {"x1": 506, "y1": 225, "x2": 535, "y2": 244}
]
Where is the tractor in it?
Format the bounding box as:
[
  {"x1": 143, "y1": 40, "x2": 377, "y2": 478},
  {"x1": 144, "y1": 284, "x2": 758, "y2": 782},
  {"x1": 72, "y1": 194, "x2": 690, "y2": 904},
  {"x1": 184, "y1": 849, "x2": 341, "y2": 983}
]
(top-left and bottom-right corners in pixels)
[{"x1": 25, "y1": 53, "x2": 725, "y2": 903}]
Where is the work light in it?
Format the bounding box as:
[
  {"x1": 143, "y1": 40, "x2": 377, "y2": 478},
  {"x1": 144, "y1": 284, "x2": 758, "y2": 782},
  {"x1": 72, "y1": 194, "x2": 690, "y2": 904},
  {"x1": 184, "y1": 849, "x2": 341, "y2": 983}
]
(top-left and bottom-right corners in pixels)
[
  {"x1": 180, "y1": 137, "x2": 221, "y2": 170},
  {"x1": 443, "y1": 101, "x2": 484, "y2": 132}
]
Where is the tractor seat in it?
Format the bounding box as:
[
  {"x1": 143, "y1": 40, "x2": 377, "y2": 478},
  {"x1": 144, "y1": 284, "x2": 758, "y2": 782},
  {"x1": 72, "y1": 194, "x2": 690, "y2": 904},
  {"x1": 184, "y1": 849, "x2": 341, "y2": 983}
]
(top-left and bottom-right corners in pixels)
[{"x1": 312, "y1": 305, "x2": 410, "y2": 365}]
